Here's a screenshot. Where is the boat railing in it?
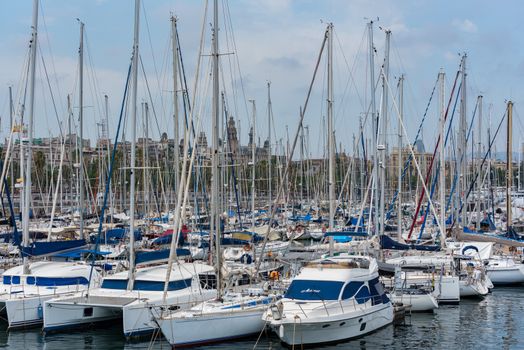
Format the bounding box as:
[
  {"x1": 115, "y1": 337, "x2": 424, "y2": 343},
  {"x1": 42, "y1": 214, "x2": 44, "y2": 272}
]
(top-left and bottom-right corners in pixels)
[
  {"x1": 296, "y1": 303, "x2": 308, "y2": 318},
  {"x1": 285, "y1": 292, "x2": 386, "y2": 318},
  {"x1": 320, "y1": 298, "x2": 330, "y2": 316}
]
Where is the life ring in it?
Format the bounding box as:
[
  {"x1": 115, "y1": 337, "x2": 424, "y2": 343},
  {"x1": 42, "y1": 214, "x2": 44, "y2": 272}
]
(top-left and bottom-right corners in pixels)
[
  {"x1": 269, "y1": 270, "x2": 280, "y2": 280},
  {"x1": 240, "y1": 253, "x2": 253, "y2": 264}
]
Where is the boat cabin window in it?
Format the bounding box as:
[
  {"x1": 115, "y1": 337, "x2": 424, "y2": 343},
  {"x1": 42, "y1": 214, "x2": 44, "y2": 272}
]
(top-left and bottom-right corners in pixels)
[
  {"x1": 199, "y1": 273, "x2": 216, "y2": 290},
  {"x1": 3, "y1": 276, "x2": 23, "y2": 285},
  {"x1": 100, "y1": 279, "x2": 128, "y2": 290},
  {"x1": 341, "y1": 281, "x2": 363, "y2": 300},
  {"x1": 134, "y1": 279, "x2": 192, "y2": 291},
  {"x1": 284, "y1": 280, "x2": 344, "y2": 300},
  {"x1": 101, "y1": 278, "x2": 192, "y2": 291},
  {"x1": 355, "y1": 285, "x2": 371, "y2": 304},
  {"x1": 36, "y1": 277, "x2": 89, "y2": 286},
  {"x1": 368, "y1": 277, "x2": 389, "y2": 305}
]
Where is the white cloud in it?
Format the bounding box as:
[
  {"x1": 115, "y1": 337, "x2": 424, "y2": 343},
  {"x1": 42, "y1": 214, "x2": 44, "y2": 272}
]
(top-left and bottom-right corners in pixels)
[
  {"x1": 1, "y1": 0, "x2": 518, "y2": 156},
  {"x1": 444, "y1": 51, "x2": 459, "y2": 61},
  {"x1": 452, "y1": 18, "x2": 478, "y2": 33}
]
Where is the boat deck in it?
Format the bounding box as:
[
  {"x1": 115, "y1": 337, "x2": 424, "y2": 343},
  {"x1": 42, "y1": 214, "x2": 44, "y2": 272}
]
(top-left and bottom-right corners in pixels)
[{"x1": 50, "y1": 295, "x2": 137, "y2": 307}]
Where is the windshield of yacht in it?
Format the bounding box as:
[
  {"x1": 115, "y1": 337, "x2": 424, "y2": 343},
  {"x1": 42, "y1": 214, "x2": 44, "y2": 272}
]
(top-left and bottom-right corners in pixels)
[{"x1": 284, "y1": 280, "x2": 344, "y2": 300}]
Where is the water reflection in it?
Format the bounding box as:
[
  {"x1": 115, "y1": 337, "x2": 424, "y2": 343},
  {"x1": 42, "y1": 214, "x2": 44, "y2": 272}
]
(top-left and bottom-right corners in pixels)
[{"x1": 0, "y1": 288, "x2": 522, "y2": 349}]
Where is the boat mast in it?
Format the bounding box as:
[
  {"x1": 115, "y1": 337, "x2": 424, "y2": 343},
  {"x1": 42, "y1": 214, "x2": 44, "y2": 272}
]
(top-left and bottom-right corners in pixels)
[
  {"x1": 439, "y1": 70, "x2": 446, "y2": 245},
  {"x1": 506, "y1": 100, "x2": 513, "y2": 231},
  {"x1": 79, "y1": 20, "x2": 85, "y2": 240},
  {"x1": 368, "y1": 21, "x2": 378, "y2": 235},
  {"x1": 249, "y1": 99, "x2": 256, "y2": 231},
  {"x1": 67, "y1": 95, "x2": 72, "y2": 211},
  {"x1": 476, "y1": 95, "x2": 483, "y2": 231},
  {"x1": 127, "y1": 0, "x2": 140, "y2": 290},
  {"x1": 300, "y1": 124, "x2": 304, "y2": 206},
  {"x1": 517, "y1": 140, "x2": 522, "y2": 192},
  {"x1": 327, "y1": 23, "x2": 335, "y2": 254},
  {"x1": 23, "y1": 0, "x2": 39, "y2": 274},
  {"x1": 105, "y1": 94, "x2": 114, "y2": 222},
  {"x1": 379, "y1": 30, "x2": 391, "y2": 237},
  {"x1": 459, "y1": 54, "x2": 467, "y2": 226},
  {"x1": 171, "y1": 16, "x2": 180, "y2": 204},
  {"x1": 267, "y1": 82, "x2": 272, "y2": 214},
  {"x1": 397, "y1": 74, "x2": 404, "y2": 239},
  {"x1": 305, "y1": 125, "x2": 311, "y2": 203},
  {"x1": 359, "y1": 116, "x2": 364, "y2": 202},
  {"x1": 144, "y1": 102, "x2": 149, "y2": 214},
  {"x1": 211, "y1": 0, "x2": 222, "y2": 297},
  {"x1": 9, "y1": 86, "x2": 14, "y2": 194}
]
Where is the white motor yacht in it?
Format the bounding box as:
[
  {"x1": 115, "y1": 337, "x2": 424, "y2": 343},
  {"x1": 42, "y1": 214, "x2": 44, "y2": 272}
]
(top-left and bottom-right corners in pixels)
[{"x1": 265, "y1": 254, "x2": 393, "y2": 346}]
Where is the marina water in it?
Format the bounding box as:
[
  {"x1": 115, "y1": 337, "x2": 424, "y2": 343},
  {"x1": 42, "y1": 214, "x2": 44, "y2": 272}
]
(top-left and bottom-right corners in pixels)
[{"x1": 0, "y1": 287, "x2": 521, "y2": 349}]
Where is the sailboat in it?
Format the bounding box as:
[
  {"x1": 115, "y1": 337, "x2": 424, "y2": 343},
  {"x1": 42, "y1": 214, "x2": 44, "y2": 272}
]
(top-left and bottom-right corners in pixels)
[
  {"x1": 43, "y1": 0, "x2": 216, "y2": 337},
  {"x1": 42, "y1": 261, "x2": 216, "y2": 335},
  {"x1": 266, "y1": 22, "x2": 394, "y2": 347},
  {"x1": 155, "y1": 1, "x2": 282, "y2": 346},
  {"x1": 0, "y1": 1, "x2": 94, "y2": 329},
  {"x1": 453, "y1": 101, "x2": 524, "y2": 284}
]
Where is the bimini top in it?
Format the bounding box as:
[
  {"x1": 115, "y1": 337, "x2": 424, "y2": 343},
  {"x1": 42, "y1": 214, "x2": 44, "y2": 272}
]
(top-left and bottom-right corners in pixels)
[{"x1": 298, "y1": 255, "x2": 378, "y2": 282}]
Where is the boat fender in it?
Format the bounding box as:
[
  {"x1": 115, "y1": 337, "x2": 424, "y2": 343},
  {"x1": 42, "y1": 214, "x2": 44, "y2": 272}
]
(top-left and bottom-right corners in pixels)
[
  {"x1": 263, "y1": 281, "x2": 270, "y2": 291},
  {"x1": 37, "y1": 304, "x2": 43, "y2": 319}
]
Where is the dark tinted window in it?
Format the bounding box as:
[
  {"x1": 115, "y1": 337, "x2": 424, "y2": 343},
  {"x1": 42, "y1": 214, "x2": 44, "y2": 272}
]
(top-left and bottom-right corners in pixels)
[
  {"x1": 285, "y1": 280, "x2": 344, "y2": 300},
  {"x1": 341, "y1": 281, "x2": 363, "y2": 300}
]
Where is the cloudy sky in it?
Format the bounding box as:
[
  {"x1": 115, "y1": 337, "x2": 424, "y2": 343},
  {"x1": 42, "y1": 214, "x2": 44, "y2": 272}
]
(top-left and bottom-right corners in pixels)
[{"x1": 0, "y1": 0, "x2": 523, "y2": 157}]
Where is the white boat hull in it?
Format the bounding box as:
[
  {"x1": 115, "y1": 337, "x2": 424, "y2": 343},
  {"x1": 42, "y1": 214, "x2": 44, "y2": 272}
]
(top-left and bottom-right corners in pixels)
[
  {"x1": 389, "y1": 293, "x2": 438, "y2": 312},
  {"x1": 2, "y1": 289, "x2": 92, "y2": 329},
  {"x1": 43, "y1": 295, "x2": 128, "y2": 332},
  {"x1": 400, "y1": 275, "x2": 460, "y2": 304},
  {"x1": 5, "y1": 294, "x2": 48, "y2": 328},
  {"x1": 459, "y1": 280, "x2": 489, "y2": 297},
  {"x1": 274, "y1": 304, "x2": 393, "y2": 346},
  {"x1": 44, "y1": 290, "x2": 216, "y2": 337},
  {"x1": 123, "y1": 290, "x2": 216, "y2": 337},
  {"x1": 160, "y1": 309, "x2": 265, "y2": 347},
  {"x1": 0, "y1": 262, "x2": 100, "y2": 329},
  {"x1": 486, "y1": 267, "x2": 524, "y2": 285}
]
